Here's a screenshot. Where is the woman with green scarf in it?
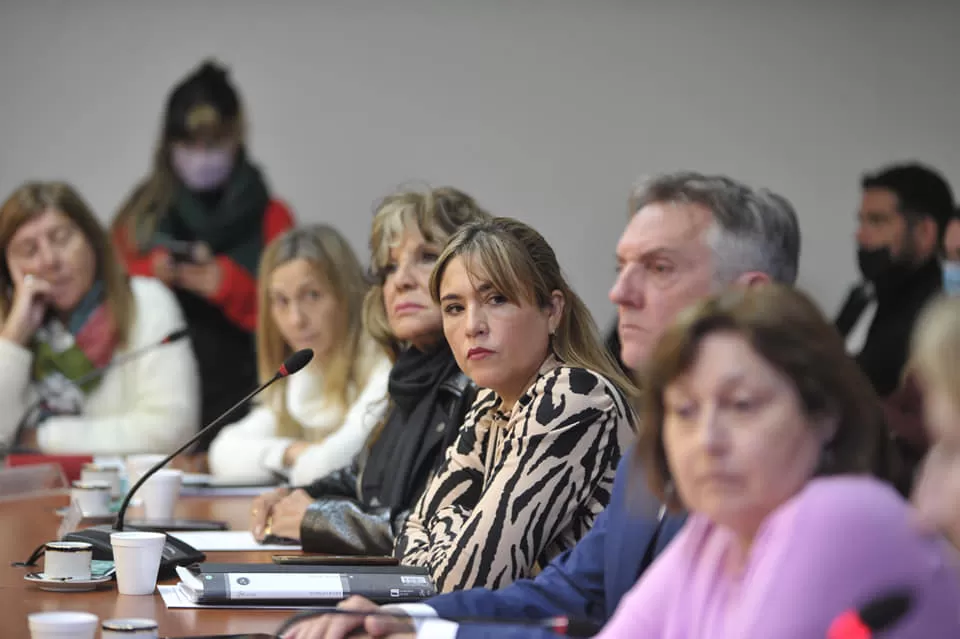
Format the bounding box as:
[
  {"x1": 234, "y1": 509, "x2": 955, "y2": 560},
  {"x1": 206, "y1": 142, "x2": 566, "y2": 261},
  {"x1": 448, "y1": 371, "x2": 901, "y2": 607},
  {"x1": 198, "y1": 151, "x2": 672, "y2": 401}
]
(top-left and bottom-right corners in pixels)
[
  {"x1": 0, "y1": 182, "x2": 200, "y2": 454},
  {"x1": 112, "y1": 60, "x2": 295, "y2": 452}
]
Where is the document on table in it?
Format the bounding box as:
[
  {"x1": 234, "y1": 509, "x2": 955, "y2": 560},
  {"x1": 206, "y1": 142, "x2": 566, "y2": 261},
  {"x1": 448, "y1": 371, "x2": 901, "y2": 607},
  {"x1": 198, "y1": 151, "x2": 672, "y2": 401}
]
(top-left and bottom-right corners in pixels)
[
  {"x1": 158, "y1": 584, "x2": 317, "y2": 610},
  {"x1": 169, "y1": 530, "x2": 301, "y2": 551}
]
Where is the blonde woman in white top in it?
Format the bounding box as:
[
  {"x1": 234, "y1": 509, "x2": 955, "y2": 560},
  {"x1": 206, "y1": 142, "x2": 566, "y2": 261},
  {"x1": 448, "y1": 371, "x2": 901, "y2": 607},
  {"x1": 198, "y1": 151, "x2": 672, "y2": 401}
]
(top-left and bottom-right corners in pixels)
[{"x1": 208, "y1": 225, "x2": 391, "y2": 486}]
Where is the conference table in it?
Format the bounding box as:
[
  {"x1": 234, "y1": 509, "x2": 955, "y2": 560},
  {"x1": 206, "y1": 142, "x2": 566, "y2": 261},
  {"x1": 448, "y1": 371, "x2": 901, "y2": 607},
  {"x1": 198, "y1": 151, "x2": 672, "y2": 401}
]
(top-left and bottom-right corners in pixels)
[{"x1": 2, "y1": 489, "x2": 303, "y2": 638}]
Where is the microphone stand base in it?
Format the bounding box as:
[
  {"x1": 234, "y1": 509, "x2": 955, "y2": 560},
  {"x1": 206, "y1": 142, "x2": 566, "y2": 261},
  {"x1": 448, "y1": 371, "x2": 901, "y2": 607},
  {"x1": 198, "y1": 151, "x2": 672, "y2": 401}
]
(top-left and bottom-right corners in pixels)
[{"x1": 63, "y1": 525, "x2": 206, "y2": 579}]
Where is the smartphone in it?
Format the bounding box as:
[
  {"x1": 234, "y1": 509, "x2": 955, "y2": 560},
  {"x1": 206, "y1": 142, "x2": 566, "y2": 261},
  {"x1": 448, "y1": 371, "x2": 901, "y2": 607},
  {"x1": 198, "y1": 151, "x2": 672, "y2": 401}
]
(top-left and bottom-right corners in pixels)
[
  {"x1": 125, "y1": 518, "x2": 228, "y2": 532},
  {"x1": 272, "y1": 554, "x2": 399, "y2": 566},
  {"x1": 166, "y1": 240, "x2": 210, "y2": 264}
]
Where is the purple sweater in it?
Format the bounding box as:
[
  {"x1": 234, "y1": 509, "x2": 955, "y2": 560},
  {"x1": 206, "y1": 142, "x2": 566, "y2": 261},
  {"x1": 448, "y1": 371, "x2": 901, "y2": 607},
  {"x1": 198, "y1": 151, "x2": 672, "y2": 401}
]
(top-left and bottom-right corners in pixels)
[{"x1": 595, "y1": 476, "x2": 960, "y2": 638}]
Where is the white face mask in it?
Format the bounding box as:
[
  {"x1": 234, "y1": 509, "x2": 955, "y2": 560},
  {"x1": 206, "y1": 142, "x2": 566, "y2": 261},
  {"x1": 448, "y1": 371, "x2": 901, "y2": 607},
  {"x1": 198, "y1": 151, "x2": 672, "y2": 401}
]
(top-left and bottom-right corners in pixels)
[{"x1": 171, "y1": 146, "x2": 235, "y2": 191}]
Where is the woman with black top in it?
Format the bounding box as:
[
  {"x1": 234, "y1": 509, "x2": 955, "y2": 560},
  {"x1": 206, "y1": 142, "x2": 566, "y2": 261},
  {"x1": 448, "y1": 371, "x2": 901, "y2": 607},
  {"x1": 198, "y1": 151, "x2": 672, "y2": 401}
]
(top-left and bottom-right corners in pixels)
[
  {"x1": 249, "y1": 187, "x2": 489, "y2": 554},
  {"x1": 112, "y1": 60, "x2": 294, "y2": 451}
]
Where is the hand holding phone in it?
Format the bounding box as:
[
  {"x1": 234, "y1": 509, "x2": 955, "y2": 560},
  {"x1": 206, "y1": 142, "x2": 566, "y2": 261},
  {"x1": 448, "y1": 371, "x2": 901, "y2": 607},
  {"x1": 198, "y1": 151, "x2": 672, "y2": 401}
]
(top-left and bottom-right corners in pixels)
[{"x1": 168, "y1": 240, "x2": 212, "y2": 264}]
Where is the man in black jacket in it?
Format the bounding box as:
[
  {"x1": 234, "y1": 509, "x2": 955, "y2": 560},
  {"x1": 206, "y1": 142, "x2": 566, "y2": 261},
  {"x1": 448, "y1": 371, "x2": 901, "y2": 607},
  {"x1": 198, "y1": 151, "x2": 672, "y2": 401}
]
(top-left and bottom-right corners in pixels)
[{"x1": 835, "y1": 162, "x2": 954, "y2": 398}]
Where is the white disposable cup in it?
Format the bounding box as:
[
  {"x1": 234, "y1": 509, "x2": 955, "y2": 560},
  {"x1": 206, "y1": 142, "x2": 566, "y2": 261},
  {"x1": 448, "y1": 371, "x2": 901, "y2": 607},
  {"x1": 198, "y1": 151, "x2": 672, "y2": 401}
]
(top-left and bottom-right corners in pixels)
[
  {"x1": 28, "y1": 611, "x2": 98, "y2": 639},
  {"x1": 100, "y1": 618, "x2": 159, "y2": 639},
  {"x1": 139, "y1": 469, "x2": 182, "y2": 520},
  {"x1": 124, "y1": 455, "x2": 166, "y2": 492},
  {"x1": 109, "y1": 532, "x2": 165, "y2": 596},
  {"x1": 43, "y1": 541, "x2": 93, "y2": 580},
  {"x1": 70, "y1": 481, "x2": 112, "y2": 517},
  {"x1": 81, "y1": 464, "x2": 121, "y2": 499}
]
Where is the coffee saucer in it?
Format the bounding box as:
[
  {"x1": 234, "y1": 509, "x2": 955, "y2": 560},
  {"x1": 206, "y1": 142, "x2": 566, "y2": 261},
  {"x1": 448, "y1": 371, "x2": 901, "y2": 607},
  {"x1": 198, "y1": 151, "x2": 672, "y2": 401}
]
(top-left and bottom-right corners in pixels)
[{"x1": 24, "y1": 572, "x2": 113, "y2": 592}]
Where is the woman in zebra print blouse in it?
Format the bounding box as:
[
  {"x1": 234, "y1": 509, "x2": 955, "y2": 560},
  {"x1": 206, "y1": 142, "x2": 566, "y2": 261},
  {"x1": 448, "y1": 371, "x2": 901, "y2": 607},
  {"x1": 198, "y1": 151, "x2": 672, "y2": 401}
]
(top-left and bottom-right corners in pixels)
[{"x1": 395, "y1": 217, "x2": 638, "y2": 592}]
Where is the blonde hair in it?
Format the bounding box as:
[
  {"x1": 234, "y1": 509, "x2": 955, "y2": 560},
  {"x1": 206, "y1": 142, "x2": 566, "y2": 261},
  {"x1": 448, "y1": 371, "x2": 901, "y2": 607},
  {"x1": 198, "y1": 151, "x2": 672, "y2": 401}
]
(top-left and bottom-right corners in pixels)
[
  {"x1": 911, "y1": 296, "x2": 960, "y2": 408},
  {"x1": 0, "y1": 182, "x2": 134, "y2": 347},
  {"x1": 429, "y1": 216, "x2": 640, "y2": 408},
  {"x1": 257, "y1": 225, "x2": 380, "y2": 440},
  {"x1": 362, "y1": 187, "x2": 491, "y2": 360}
]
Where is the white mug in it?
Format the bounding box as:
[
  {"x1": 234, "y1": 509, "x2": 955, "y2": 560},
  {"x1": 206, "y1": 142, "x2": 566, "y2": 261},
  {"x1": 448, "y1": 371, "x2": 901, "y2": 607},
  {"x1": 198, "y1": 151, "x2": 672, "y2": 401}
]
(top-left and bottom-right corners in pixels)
[
  {"x1": 80, "y1": 463, "x2": 121, "y2": 499},
  {"x1": 100, "y1": 618, "x2": 159, "y2": 639},
  {"x1": 70, "y1": 480, "x2": 112, "y2": 517},
  {"x1": 43, "y1": 541, "x2": 92, "y2": 580},
  {"x1": 28, "y1": 611, "x2": 98, "y2": 639}
]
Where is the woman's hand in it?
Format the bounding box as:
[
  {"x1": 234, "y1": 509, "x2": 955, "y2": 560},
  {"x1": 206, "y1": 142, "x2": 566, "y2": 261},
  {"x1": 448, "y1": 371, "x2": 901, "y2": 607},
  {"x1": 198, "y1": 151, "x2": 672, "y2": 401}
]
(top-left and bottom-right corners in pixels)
[
  {"x1": 175, "y1": 253, "x2": 223, "y2": 298},
  {"x1": 283, "y1": 441, "x2": 312, "y2": 467},
  {"x1": 251, "y1": 487, "x2": 290, "y2": 540},
  {"x1": 264, "y1": 489, "x2": 314, "y2": 541},
  {"x1": 282, "y1": 595, "x2": 415, "y2": 639},
  {"x1": 151, "y1": 250, "x2": 176, "y2": 286},
  {"x1": 0, "y1": 274, "x2": 52, "y2": 345}
]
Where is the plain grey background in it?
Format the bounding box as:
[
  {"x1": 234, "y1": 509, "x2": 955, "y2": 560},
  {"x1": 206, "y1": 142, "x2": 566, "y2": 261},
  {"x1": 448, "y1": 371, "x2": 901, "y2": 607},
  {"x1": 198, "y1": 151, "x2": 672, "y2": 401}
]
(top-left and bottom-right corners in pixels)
[{"x1": 0, "y1": 0, "x2": 957, "y2": 327}]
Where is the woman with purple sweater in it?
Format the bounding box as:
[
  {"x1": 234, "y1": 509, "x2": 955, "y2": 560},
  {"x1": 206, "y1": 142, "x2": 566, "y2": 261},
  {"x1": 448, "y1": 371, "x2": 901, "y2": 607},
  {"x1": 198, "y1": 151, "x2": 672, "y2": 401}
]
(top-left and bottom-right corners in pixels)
[{"x1": 597, "y1": 285, "x2": 960, "y2": 639}]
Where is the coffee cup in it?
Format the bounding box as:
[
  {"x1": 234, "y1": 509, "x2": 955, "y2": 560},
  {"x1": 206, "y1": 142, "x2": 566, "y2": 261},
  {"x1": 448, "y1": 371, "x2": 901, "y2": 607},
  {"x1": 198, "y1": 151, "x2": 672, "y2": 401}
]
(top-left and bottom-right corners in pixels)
[
  {"x1": 28, "y1": 611, "x2": 98, "y2": 639},
  {"x1": 139, "y1": 469, "x2": 182, "y2": 521},
  {"x1": 110, "y1": 532, "x2": 165, "y2": 595},
  {"x1": 70, "y1": 480, "x2": 112, "y2": 517},
  {"x1": 80, "y1": 463, "x2": 121, "y2": 499},
  {"x1": 100, "y1": 618, "x2": 158, "y2": 639},
  {"x1": 43, "y1": 541, "x2": 93, "y2": 580},
  {"x1": 124, "y1": 455, "x2": 166, "y2": 493}
]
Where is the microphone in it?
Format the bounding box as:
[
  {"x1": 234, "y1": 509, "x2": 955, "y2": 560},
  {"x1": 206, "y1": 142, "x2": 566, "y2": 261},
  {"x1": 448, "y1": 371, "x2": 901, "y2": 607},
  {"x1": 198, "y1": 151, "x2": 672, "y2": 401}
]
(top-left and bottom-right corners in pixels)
[
  {"x1": 9, "y1": 327, "x2": 191, "y2": 452},
  {"x1": 827, "y1": 590, "x2": 913, "y2": 639},
  {"x1": 62, "y1": 348, "x2": 314, "y2": 577},
  {"x1": 274, "y1": 608, "x2": 602, "y2": 638}
]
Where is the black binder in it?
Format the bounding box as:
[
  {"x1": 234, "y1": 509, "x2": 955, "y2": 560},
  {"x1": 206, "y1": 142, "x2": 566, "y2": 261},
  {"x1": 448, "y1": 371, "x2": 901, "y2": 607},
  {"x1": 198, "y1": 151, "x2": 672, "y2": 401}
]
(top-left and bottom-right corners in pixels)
[{"x1": 177, "y1": 563, "x2": 435, "y2": 605}]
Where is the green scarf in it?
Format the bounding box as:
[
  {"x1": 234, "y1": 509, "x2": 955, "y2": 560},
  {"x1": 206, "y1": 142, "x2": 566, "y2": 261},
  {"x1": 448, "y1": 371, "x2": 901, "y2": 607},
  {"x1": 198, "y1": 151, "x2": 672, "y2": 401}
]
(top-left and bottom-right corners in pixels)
[
  {"x1": 154, "y1": 158, "x2": 270, "y2": 275},
  {"x1": 31, "y1": 280, "x2": 118, "y2": 421}
]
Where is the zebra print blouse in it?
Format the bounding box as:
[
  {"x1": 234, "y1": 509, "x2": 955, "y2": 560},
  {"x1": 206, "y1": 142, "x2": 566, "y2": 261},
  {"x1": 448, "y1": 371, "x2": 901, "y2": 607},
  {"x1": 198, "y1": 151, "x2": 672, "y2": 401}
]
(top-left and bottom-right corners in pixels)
[{"x1": 395, "y1": 355, "x2": 635, "y2": 592}]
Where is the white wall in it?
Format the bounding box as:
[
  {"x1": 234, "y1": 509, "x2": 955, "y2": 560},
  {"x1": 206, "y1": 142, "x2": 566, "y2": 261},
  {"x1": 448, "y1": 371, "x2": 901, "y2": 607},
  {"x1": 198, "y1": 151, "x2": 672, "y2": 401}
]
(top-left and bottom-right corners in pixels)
[{"x1": 0, "y1": 0, "x2": 957, "y2": 325}]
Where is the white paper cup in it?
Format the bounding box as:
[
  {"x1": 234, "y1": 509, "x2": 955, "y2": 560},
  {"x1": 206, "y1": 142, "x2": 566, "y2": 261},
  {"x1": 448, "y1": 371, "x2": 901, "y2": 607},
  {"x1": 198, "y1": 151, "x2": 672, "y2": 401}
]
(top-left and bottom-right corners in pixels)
[
  {"x1": 100, "y1": 618, "x2": 158, "y2": 639},
  {"x1": 43, "y1": 541, "x2": 93, "y2": 580},
  {"x1": 70, "y1": 481, "x2": 112, "y2": 517},
  {"x1": 139, "y1": 469, "x2": 182, "y2": 520},
  {"x1": 109, "y1": 532, "x2": 165, "y2": 596},
  {"x1": 28, "y1": 611, "x2": 98, "y2": 639},
  {"x1": 81, "y1": 464, "x2": 121, "y2": 499},
  {"x1": 124, "y1": 455, "x2": 166, "y2": 491}
]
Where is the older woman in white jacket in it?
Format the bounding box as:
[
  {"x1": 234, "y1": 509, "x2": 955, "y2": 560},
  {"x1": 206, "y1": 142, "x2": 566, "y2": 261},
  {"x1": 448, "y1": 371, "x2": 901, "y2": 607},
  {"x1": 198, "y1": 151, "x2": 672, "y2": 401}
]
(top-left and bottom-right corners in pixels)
[
  {"x1": 208, "y1": 226, "x2": 391, "y2": 487},
  {"x1": 0, "y1": 181, "x2": 200, "y2": 455}
]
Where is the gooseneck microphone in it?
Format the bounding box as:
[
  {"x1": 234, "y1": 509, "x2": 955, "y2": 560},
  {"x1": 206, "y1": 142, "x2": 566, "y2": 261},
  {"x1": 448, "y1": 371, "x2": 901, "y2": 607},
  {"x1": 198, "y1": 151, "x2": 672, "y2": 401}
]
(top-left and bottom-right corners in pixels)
[
  {"x1": 113, "y1": 347, "x2": 314, "y2": 532},
  {"x1": 10, "y1": 327, "x2": 191, "y2": 451},
  {"x1": 827, "y1": 589, "x2": 913, "y2": 639},
  {"x1": 274, "y1": 587, "x2": 914, "y2": 639},
  {"x1": 62, "y1": 348, "x2": 314, "y2": 576},
  {"x1": 274, "y1": 608, "x2": 602, "y2": 639}
]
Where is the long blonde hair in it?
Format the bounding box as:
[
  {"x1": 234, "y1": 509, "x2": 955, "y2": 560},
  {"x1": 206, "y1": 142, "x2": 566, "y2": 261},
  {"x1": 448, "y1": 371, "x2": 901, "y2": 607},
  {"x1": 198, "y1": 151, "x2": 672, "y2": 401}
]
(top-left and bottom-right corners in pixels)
[
  {"x1": 257, "y1": 225, "x2": 378, "y2": 439},
  {"x1": 429, "y1": 216, "x2": 639, "y2": 407},
  {"x1": 362, "y1": 186, "x2": 491, "y2": 360},
  {"x1": 911, "y1": 295, "x2": 960, "y2": 406},
  {"x1": 0, "y1": 182, "x2": 135, "y2": 347}
]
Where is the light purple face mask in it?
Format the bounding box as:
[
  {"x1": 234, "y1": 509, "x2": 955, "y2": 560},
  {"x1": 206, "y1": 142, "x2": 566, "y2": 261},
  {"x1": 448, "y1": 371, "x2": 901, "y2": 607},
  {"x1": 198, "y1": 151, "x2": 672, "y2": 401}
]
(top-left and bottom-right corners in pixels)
[{"x1": 171, "y1": 146, "x2": 235, "y2": 191}]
